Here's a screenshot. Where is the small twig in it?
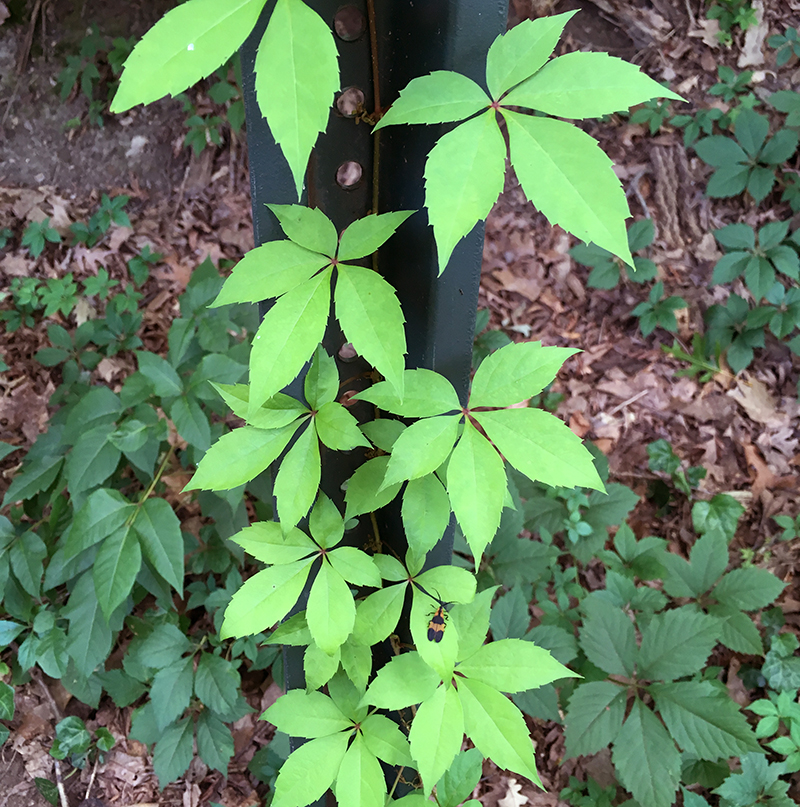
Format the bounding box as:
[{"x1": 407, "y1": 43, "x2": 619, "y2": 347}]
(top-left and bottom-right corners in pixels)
[
  {"x1": 606, "y1": 388, "x2": 649, "y2": 416},
  {"x1": 15, "y1": 0, "x2": 43, "y2": 74},
  {"x1": 626, "y1": 167, "x2": 650, "y2": 220},
  {"x1": 684, "y1": 0, "x2": 696, "y2": 28},
  {"x1": 30, "y1": 669, "x2": 69, "y2": 807},
  {"x1": 84, "y1": 756, "x2": 99, "y2": 801}
]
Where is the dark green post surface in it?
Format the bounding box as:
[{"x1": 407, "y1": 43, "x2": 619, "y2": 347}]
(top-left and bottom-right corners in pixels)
[{"x1": 240, "y1": 1, "x2": 506, "y2": 794}]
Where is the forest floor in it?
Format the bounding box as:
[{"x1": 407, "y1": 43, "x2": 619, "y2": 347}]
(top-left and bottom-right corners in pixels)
[{"x1": 0, "y1": 0, "x2": 799, "y2": 806}]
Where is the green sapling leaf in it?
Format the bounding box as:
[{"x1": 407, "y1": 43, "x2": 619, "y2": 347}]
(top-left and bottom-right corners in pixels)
[
  {"x1": 110, "y1": 0, "x2": 266, "y2": 113},
  {"x1": 360, "y1": 713, "x2": 414, "y2": 767},
  {"x1": 327, "y1": 547, "x2": 381, "y2": 588},
  {"x1": 248, "y1": 268, "x2": 332, "y2": 416},
  {"x1": 187, "y1": 422, "x2": 300, "y2": 491},
  {"x1": 360, "y1": 419, "x2": 406, "y2": 451},
  {"x1": 373, "y1": 72, "x2": 489, "y2": 131},
  {"x1": 457, "y1": 639, "x2": 578, "y2": 693},
  {"x1": 220, "y1": 558, "x2": 314, "y2": 639},
  {"x1": 344, "y1": 456, "x2": 402, "y2": 520},
  {"x1": 650, "y1": 681, "x2": 760, "y2": 760},
  {"x1": 335, "y1": 264, "x2": 407, "y2": 398},
  {"x1": 314, "y1": 401, "x2": 369, "y2": 450},
  {"x1": 266, "y1": 203, "x2": 338, "y2": 256},
  {"x1": 578, "y1": 596, "x2": 638, "y2": 677},
  {"x1": 304, "y1": 346, "x2": 339, "y2": 409},
  {"x1": 355, "y1": 369, "x2": 461, "y2": 417},
  {"x1": 305, "y1": 642, "x2": 340, "y2": 691},
  {"x1": 273, "y1": 421, "x2": 320, "y2": 530},
  {"x1": 474, "y1": 408, "x2": 604, "y2": 491},
  {"x1": 564, "y1": 681, "x2": 627, "y2": 757},
  {"x1": 485, "y1": 12, "x2": 577, "y2": 99},
  {"x1": 637, "y1": 607, "x2": 718, "y2": 681},
  {"x1": 458, "y1": 677, "x2": 542, "y2": 786},
  {"x1": 352, "y1": 585, "x2": 406, "y2": 646},
  {"x1": 196, "y1": 710, "x2": 234, "y2": 774},
  {"x1": 435, "y1": 748, "x2": 484, "y2": 807},
  {"x1": 308, "y1": 492, "x2": 345, "y2": 548},
  {"x1": 409, "y1": 685, "x2": 465, "y2": 797},
  {"x1": 503, "y1": 51, "x2": 684, "y2": 119},
  {"x1": 93, "y1": 525, "x2": 140, "y2": 620},
  {"x1": 446, "y1": 419, "x2": 507, "y2": 561},
  {"x1": 210, "y1": 240, "x2": 329, "y2": 307},
  {"x1": 424, "y1": 110, "x2": 506, "y2": 275},
  {"x1": 469, "y1": 341, "x2": 577, "y2": 408},
  {"x1": 362, "y1": 651, "x2": 441, "y2": 710},
  {"x1": 503, "y1": 109, "x2": 633, "y2": 267},
  {"x1": 255, "y1": 0, "x2": 340, "y2": 198},
  {"x1": 268, "y1": 732, "x2": 349, "y2": 807},
  {"x1": 334, "y1": 734, "x2": 388, "y2": 807},
  {"x1": 306, "y1": 560, "x2": 356, "y2": 654},
  {"x1": 231, "y1": 522, "x2": 316, "y2": 564},
  {"x1": 262, "y1": 689, "x2": 351, "y2": 738},
  {"x1": 152, "y1": 717, "x2": 195, "y2": 789},
  {"x1": 382, "y1": 415, "x2": 461, "y2": 488},
  {"x1": 611, "y1": 698, "x2": 681, "y2": 807},
  {"x1": 402, "y1": 473, "x2": 452, "y2": 558},
  {"x1": 336, "y1": 210, "x2": 416, "y2": 261}
]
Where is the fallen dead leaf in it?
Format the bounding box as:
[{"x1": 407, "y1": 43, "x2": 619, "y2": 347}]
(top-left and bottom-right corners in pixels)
[
  {"x1": 728, "y1": 376, "x2": 782, "y2": 427},
  {"x1": 738, "y1": 0, "x2": 767, "y2": 67},
  {"x1": 499, "y1": 778, "x2": 529, "y2": 807}
]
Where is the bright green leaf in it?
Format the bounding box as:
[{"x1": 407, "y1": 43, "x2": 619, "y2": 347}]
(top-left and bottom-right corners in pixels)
[
  {"x1": 315, "y1": 402, "x2": 369, "y2": 450},
  {"x1": 307, "y1": 561, "x2": 356, "y2": 654},
  {"x1": 355, "y1": 369, "x2": 460, "y2": 417},
  {"x1": 248, "y1": 268, "x2": 332, "y2": 416},
  {"x1": 111, "y1": 0, "x2": 266, "y2": 112},
  {"x1": 211, "y1": 240, "x2": 329, "y2": 307},
  {"x1": 344, "y1": 456, "x2": 402, "y2": 520},
  {"x1": 503, "y1": 51, "x2": 683, "y2": 119},
  {"x1": 474, "y1": 408, "x2": 603, "y2": 490},
  {"x1": 425, "y1": 110, "x2": 506, "y2": 275},
  {"x1": 188, "y1": 422, "x2": 300, "y2": 491},
  {"x1": 335, "y1": 264, "x2": 406, "y2": 399},
  {"x1": 337, "y1": 211, "x2": 416, "y2": 261},
  {"x1": 274, "y1": 422, "x2": 320, "y2": 530},
  {"x1": 402, "y1": 473, "x2": 452, "y2": 558},
  {"x1": 255, "y1": 0, "x2": 340, "y2": 198},
  {"x1": 503, "y1": 109, "x2": 633, "y2": 267},
  {"x1": 383, "y1": 415, "x2": 460, "y2": 487},
  {"x1": 485, "y1": 12, "x2": 576, "y2": 99},
  {"x1": 446, "y1": 420, "x2": 506, "y2": 561},
  {"x1": 373, "y1": 72, "x2": 489, "y2": 131}
]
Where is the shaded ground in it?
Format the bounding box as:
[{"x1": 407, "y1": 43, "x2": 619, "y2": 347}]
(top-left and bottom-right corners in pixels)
[{"x1": 1, "y1": 0, "x2": 799, "y2": 805}]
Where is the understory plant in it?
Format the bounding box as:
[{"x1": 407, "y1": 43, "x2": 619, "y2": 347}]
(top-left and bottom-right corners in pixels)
[{"x1": 1, "y1": 2, "x2": 793, "y2": 807}]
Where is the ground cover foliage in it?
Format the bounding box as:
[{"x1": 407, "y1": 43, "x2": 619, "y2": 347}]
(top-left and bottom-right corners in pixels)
[{"x1": 0, "y1": 1, "x2": 798, "y2": 806}]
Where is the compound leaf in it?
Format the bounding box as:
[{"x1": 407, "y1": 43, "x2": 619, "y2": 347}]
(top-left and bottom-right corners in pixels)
[
  {"x1": 446, "y1": 419, "x2": 506, "y2": 561},
  {"x1": 334, "y1": 734, "x2": 387, "y2": 807},
  {"x1": 307, "y1": 561, "x2": 356, "y2": 654},
  {"x1": 111, "y1": 0, "x2": 265, "y2": 112},
  {"x1": 564, "y1": 681, "x2": 627, "y2": 757},
  {"x1": 612, "y1": 698, "x2": 681, "y2": 807},
  {"x1": 220, "y1": 558, "x2": 313, "y2": 639},
  {"x1": 188, "y1": 422, "x2": 300, "y2": 491},
  {"x1": 93, "y1": 525, "x2": 140, "y2": 620},
  {"x1": 337, "y1": 210, "x2": 416, "y2": 261},
  {"x1": 651, "y1": 681, "x2": 759, "y2": 760},
  {"x1": 504, "y1": 51, "x2": 683, "y2": 119},
  {"x1": 249, "y1": 268, "x2": 332, "y2": 416},
  {"x1": 469, "y1": 341, "x2": 577, "y2": 408},
  {"x1": 638, "y1": 607, "x2": 718, "y2": 681},
  {"x1": 335, "y1": 264, "x2": 406, "y2": 399},
  {"x1": 255, "y1": 0, "x2": 339, "y2": 197},
  {"x1": 504, "y1": 109, "x2": 633, "y2": 267},
  {"x1": 409, "y1": 684, "x2": 464, "y2": 797},
  {"x1": 274, "y1": 422, "x2": 320, "y2": 531},
  {"x1": 474, "y1": 408, "x2": 603, "y2": 490},
  {"x1": 425, "y1": 111, "x2": 506, "y2": 275},
  {"x1": 485, "y1": 12, "x2": 576, "y2": 99},
  {"x1": 211, "y1": 240, "x2": 329, "y2": 307},
  {"x1": 355, "y1": 369, "x2": 460, "y2": 418},
  {"x1": 384, "y1": 415, "x2": 460, "y2": 488},
  {"x1": 459, "y1": 677, "x2": 541, "y2": 786},
  {"x1": 267, "y1": 204, "x2": 338, "y2": 257},
  {"x1": 374, "y1": 72, "x2": 488, "y2": 130},
  {"x1": 402, "y1": 473, "x2": 452, "y2": 558}
]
